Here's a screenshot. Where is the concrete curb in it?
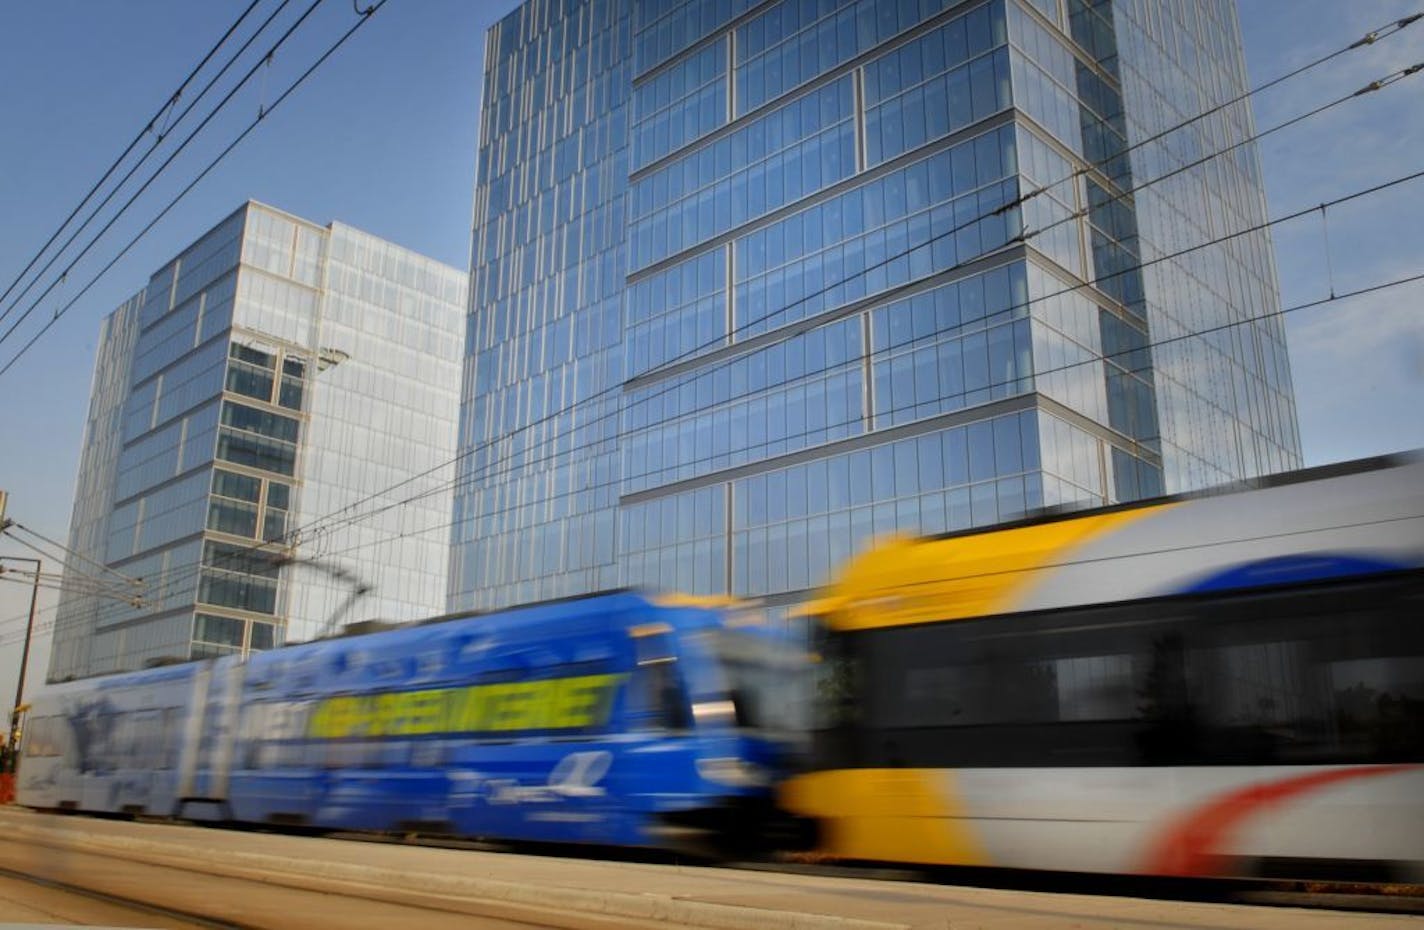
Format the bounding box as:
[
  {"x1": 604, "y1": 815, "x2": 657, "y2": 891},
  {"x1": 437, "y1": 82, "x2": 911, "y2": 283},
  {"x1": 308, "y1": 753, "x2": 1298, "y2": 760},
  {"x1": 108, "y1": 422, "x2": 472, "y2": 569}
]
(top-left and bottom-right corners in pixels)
[{"x1": 9, "y1": 821, "x2": 907, "y2": 930}]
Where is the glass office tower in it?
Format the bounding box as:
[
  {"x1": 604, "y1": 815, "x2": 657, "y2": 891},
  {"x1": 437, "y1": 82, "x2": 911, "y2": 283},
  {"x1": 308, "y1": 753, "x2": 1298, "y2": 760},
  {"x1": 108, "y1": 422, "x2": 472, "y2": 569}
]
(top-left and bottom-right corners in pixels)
[
  {"x1": 450, "y1": 0, "x2": 1300, "y2": 613},
  {"x1": 47, "y1": 202, "x2": 466, "y2": 680}
]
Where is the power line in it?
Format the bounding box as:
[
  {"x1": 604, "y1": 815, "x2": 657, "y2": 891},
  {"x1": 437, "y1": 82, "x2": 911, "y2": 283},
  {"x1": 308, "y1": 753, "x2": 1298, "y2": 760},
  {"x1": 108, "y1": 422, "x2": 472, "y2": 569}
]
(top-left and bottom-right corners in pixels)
[
  {"x1": 58, "y1": 63, "x2": 1424, "y2": 630},
  {"x1": 0, "y1": 0, "x2": 389, "y2": 375},
  {"x1": 0, "y1": 0, "x2": 303, "y2": 334},
  {"x1": 295, "y1": 80, "x2": 1424, "y2": 547},
  {"x1": 0, "y1": 0, "x2": 325, "y2": 356},
  {"x1": 0, "y1": 602, "x2": 58, "y2": 635},
  {"x1": 59, "y1": 161, "x2": 1424, "y2": 643},
  {"x1": 1020, "y1": 63, "x2": 1423, "y2": 250},
  {"x1": 25, "y1": 6, "x2": 1413, "y2": 553},
  {"x1": 0, "y1": 1, "x2": 390, "y2": 659},
  {"x1": 0, "y1": 0, "x2": 266, "y2": 320},
  {"x1": 74, "y1": 32, "x2": 1372, "y2": 552},
  {"x1": 227, "y1": 270, "x2": 1424, "y2": 576},
  {"x1": 0, "y1": 535, "x2": 138, "y2": 600},
  {"x1": 5, "y1": 524, "x2": 142, "y2": 587},
  {"x1": 17, "y1": 11, "x2": 1419, "y2": 642},
  {"x1": 7, "y1": 264, "x2": 1422, "y2": 652},
  {"x1": 0, "y1": 536, "x2": 145, "y2": 628},
  {"x1": 1012, "y1": 12, "x2": 1424, "y2": 208},
  {"x1": 267, "y1": 20, "x2": 1424, "y2": 548}
]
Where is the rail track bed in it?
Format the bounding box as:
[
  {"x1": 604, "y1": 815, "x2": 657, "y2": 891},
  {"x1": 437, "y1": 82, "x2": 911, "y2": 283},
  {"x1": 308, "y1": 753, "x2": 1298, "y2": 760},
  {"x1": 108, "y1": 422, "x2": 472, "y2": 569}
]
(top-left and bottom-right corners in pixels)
[{"x1": 3, "y1": 807, "x2": 1419, "y2": 929}]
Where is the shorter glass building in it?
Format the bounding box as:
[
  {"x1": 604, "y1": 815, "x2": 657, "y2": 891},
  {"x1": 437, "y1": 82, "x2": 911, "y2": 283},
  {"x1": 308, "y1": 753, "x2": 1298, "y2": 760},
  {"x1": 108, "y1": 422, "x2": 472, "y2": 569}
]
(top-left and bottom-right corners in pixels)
[{"x1": 47, "y1": 202, "x2": 467, "y2": 680}]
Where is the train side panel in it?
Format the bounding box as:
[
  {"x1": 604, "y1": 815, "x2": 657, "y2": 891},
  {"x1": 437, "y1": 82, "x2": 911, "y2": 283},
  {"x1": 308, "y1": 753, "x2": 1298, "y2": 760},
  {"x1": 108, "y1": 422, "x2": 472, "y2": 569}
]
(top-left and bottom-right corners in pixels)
[
  {"x1": 17, "y1": 664, "x2": 205, "y2": 816},
  {"x1": 215, "y1": 592, "x2": 785, "y2": 848},
  {"x1": 788, "y1": 457, "x2": 1424, "y2": 881},
  {"x1": 1010, "y1": 458, "x2": 1424, "y2": 613},
  {"x1": 788, "y1": 764, "x2": 1424, "y2": 879},
  {"x1": 18, "y1": 591, "x2": 804, "y2": 853}
]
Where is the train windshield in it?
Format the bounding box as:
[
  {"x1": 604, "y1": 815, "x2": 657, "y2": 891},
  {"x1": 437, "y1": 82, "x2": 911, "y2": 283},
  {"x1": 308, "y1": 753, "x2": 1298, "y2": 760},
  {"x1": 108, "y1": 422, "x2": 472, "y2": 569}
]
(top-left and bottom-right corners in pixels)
[{"x1": 704, "y1": 627, "x2": 813, "y2": 734}]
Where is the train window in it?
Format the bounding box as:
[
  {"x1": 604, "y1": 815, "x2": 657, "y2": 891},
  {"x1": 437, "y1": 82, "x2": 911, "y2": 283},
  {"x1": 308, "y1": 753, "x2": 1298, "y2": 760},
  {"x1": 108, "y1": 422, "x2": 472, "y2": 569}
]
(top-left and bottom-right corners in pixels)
[
  {"x1": 702, "y1": 629, "x2": 813, "y2": 732},
  {"x1": 1055, "y1": 653, "x2": 1136, "y2": 720},
  {"x1": 829, "y1": 572, "x2": 1423, "y2": 767},
  {"x1": 628, "y1": 658, "x2": 690, "y2": 731},
  {"x1": 158, "y1": 708, "x2": 180, "y2": 769},
  {"x1": 811, "y1": 625, "x2": 862, "y2": 729},
  {"x1": 628, "y1": 631, "x2": 690, "y2": 731},
  {"x1": 22, "y1": 715, "x2": 60, "y2": 758},
  {"x1": 1192, "y1": 577, "x2": 1424, "y2": 762}
]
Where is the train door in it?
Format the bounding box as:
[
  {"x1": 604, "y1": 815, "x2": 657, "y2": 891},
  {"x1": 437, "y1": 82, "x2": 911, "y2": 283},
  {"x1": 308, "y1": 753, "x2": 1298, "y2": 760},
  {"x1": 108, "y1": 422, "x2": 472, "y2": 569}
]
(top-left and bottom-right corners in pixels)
[
  {"x1": 174, "y1": 664, "x2": 212, "y2": 805},
  {"x1": 615, "y1": 622, "x2": 696, "y2": 845},
  {"x1": 205, "y1": 657, "x2": 246, "y2": 798},
  {"x1": 188, "y1": 657, "x2": 245, "y2": 803},
  {"x1": 627, "y1": 623, "x2": 691, "y2": 732}
]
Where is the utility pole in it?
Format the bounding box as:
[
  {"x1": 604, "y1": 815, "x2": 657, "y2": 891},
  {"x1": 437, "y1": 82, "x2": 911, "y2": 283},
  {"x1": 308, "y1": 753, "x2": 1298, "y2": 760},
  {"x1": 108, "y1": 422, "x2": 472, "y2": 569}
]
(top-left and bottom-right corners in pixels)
[
  {"x1": 1, "y1": 496, "x2": 41, "y2": 753},
  {"x1": 0, "y1": 552, "x2": 40, "y2": 751}
]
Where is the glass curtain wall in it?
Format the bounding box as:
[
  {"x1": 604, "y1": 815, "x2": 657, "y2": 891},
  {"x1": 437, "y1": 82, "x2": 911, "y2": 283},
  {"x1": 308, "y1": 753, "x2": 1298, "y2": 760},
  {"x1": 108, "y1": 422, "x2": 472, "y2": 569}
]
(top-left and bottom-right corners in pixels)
[
  {"x1": 1109, "y1": 0, "x2": 1299, "y2": 487},
  {"x1": 453, "y1": 0, "x2": 1300, "y2": 616},
  {"x1": 47, "y1": 293, "x2": 145, "y2": 681},
  {"x1": 47, "y1": 202, "x2": 466, "y2": 679},
  {"x1": 74, "y1": 208, "x2": 247, "y2": 674},
  {"x1": 288, "y1": 223, "x2": 466, "y2": 642},
  {"x1": 450, "y1": 0, "x2": 635, "y2": 611}
]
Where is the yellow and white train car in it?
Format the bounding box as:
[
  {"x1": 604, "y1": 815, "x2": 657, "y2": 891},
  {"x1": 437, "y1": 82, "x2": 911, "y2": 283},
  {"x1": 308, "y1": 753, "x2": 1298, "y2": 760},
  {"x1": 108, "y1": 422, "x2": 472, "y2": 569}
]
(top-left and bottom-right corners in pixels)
[{"x1": 783, "y1": 455, "x2": 1424, "y2": 881}]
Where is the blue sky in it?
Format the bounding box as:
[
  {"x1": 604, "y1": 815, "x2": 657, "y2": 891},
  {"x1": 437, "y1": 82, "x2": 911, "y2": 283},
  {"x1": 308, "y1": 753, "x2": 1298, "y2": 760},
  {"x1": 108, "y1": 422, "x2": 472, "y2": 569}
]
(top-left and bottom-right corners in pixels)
[{"x1": 2, "y1": 1, "x2": 1421, "y2": 712}]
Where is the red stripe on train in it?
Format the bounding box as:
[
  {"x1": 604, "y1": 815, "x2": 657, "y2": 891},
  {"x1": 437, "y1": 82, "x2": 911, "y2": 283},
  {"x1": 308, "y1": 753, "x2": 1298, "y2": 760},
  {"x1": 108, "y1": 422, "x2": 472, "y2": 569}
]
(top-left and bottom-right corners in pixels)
[{"x1": 1141, "y1": 764, "x2": 1420, "y2": 877}]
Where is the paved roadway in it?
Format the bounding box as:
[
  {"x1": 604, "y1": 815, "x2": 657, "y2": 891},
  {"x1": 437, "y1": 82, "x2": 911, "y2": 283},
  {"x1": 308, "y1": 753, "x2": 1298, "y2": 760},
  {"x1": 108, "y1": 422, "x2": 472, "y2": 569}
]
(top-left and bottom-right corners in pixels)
[{"x1": 0, "y1": 807, "x2": 1415, "y2": 929}]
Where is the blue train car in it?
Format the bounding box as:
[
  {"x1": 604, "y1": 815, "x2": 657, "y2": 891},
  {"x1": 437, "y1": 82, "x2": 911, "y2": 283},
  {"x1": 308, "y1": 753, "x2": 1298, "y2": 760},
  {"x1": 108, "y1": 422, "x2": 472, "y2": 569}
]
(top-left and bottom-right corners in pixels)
[{"x1": 19, "y1": 591, "x2": 810, "y2": 851}]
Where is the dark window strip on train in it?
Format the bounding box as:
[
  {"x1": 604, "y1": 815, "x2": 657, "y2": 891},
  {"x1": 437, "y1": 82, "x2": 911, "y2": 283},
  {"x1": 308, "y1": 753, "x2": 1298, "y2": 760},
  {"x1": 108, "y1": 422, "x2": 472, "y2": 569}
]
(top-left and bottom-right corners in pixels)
[{"x1": 813, "y1": 570, "x2": 1424, "y2": 768}]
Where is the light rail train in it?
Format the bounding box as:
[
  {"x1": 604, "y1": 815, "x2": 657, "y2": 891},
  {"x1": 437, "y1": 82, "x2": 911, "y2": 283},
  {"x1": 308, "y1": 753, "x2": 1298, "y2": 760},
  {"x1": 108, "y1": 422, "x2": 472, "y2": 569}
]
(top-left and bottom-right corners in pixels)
[
  {"x1": 18, "y1": 457, "x2": 1423, "y2": 882},
  {"x1": 783, "y1": 454, "x2": 1424, "y2": 881},
  {"x1": 18, "y1": 591, "x2": 809, "y2": 852}
]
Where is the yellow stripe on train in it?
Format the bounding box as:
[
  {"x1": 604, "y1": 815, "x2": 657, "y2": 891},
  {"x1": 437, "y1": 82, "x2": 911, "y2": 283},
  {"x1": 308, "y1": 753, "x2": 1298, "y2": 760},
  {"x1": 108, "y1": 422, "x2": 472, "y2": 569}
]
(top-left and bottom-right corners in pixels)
[
  {"x1": 305, "y1": 673, "x2": 625, "y2": 738},
  {"x1": 780, "y1": 769, "x2": 987, "y2": 865},
  {"x1": 818, "y1": 504, "x2": 1173, "y2": 629}
]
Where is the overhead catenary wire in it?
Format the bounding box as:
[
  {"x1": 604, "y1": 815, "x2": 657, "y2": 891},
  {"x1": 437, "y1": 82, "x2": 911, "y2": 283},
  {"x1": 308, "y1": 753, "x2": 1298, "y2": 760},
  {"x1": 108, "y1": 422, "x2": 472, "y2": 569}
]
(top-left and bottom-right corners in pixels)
[
  {"x1": 0, "y1": 601, "x2": 59, "y2": 635},
  {"x1": 4, "y1": 523, "x2": 143, "y2": 587},
  {"x1": 0, "y1": 0, "x2": 329, "y2": 357},
  {"x1": 175, "y1": 270, "x2": 1424, "y2": 581},
  {"x1": 0, "y1": 0, "x2": 391, "y2": 658},
  {"x1": 0, "y1": 0, "x2": 266, "y2": 321},
  {"x1": 54, "y1": 161, "x2": 1424, "y2": 646},
  {"x1": 0, "y1": 544, "x2": 143, "y2": 605},
  {"x1": 274, "y1": 74, "x2": 1424, "y2": 547},
  {"x1": 6, "y1": 264, "x2": 1422, "y2": 653},
  {"x1": 1018, "y1": 61, "x2": 1424, "y2": 243},
  {"x1": 11, "y1": 10, "x2": 1419, "y2": 644},
  {"x1": 1009, "y1": 12, "x2": 1424, "y2": 209},
  {"x1": 52, "y1": 9, "x2": 1424, "y2": 545},
  {"x1": 231, "y1": 16, "x2": 1424, "y2": 547},
  {"x1": 0, "y1": 570, "x2": 124, "y2": 600},
  {"x1": 53, "y1": 58, "x2": 1424, "y2": 633},
  {"x1": 0, "y1": 544, "x2": 146, "y2": 608},
  {"x1": 0, "y1": 0, "x2": 390, "y2": 379},
  {"x1": 0, "y1": 0, "x2": 301, "y2": 335},
  {"x1": 13, "y1": 3, "x2": 1412, "y2": 524}
]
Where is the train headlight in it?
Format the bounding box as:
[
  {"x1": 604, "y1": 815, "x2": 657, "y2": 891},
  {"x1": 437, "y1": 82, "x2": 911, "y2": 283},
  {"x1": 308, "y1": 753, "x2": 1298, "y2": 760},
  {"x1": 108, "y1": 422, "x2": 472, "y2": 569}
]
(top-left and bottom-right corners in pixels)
[{"x1": 696, "y1": 756, "x2": 769, "y2": 788}]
